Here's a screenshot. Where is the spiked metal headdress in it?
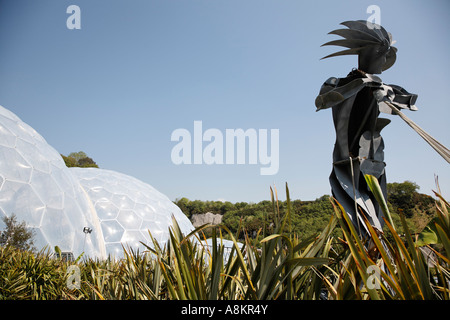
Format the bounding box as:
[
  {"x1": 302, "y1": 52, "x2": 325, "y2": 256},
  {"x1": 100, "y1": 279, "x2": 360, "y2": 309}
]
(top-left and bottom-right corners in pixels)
[{"x1": 321, "y1": 20, "x2": 397, "y2": 71}]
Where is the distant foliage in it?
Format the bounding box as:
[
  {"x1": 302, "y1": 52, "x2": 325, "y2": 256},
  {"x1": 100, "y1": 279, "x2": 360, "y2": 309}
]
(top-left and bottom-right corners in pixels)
[
  {"x1": 175, "y1": 195, "x2": 336, "y2": 240},
  {"x1": 386, "y1": 181, "x2": 435, "y2": 233},
  {"x1": 61, "y1": 151, "x2": 99, "y2": 168},
  {"x1": 175, "y1": 181, "x2": 435, "y2": 241},
  {"x1": 387, "y1": 181, "x2": 419, "y2": 217},
  {"x1": 174, "y1": 198, "x2": 236, "y2": 219}
]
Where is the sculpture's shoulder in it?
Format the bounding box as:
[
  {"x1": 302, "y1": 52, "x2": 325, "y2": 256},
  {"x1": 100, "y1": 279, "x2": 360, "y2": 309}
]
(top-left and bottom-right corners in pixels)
[
  {"x1": 315, "y1": 72, "x2": 369, "y2": 111},
  {"x1": 318, "y1": 77, "x2": 339, "y2": 94},
  {"x1": 315, "y1": 77, "x2": 342, "y2": 111}
]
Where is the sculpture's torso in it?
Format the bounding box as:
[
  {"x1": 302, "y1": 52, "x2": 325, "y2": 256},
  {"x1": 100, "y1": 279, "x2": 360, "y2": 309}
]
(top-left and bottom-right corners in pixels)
[{"x1": 315, "y1": 70, "x2": 418, "y2": 235}]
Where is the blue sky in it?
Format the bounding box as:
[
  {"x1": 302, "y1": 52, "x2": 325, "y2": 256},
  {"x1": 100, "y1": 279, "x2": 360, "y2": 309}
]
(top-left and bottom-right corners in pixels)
[{"x1": 0, "y1": 0, "x2": 449, "y2": 203}]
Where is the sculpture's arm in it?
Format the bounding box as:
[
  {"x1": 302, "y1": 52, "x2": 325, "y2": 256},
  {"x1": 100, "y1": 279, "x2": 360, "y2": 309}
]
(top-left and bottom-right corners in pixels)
[
  {"x1": 373, "y1": 85, "x2": 450, "y2": 163},
  {"x1": 374, "y1": 84, "x2": 418, "y2": 114},
  {"x1": 315, "y1": 76, "x2": 380, "y2": 111}
]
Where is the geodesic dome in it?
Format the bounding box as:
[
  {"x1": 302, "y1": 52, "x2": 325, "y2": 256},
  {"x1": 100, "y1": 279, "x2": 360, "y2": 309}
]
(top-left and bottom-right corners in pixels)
[
  {"x1": 70, "y1": 167, "x2": 195, "y2": 258},
  {"x1": 0, "y1": 105, "x2": 106, "y2": 259}
]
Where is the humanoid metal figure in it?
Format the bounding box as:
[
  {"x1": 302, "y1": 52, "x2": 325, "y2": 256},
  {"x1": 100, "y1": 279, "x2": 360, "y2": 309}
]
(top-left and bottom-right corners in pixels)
[{"x1": 315, "y1": 21, "x2": 418, "y2": 238}]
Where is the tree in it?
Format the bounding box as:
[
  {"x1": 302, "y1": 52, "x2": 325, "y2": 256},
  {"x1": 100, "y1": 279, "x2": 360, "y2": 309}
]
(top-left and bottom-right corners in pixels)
[
  {"x1": 61, "y1": 151, "x2": 99, "y2": 168},
  {"x1": 387, "y1": 181, "x2": 419, "y2": 217},
  {"x1": 0, "y1": 214, "x2": 35, "y2": 252},
  {"x1": 61, "y1": 154, "x2": 76, "y2": 167},
  {"x1": 174, "y1": 197, "x2": 191, "y2": 218},
  {"x1": 77, "y1": 156, "x2": 98, "y2": 167},
  {"x1": 387, "y1": 181, "x2": 419, "y2": 197},
  {"x1": 68, "y1": 151, "x2": 88, "y2": 162}
]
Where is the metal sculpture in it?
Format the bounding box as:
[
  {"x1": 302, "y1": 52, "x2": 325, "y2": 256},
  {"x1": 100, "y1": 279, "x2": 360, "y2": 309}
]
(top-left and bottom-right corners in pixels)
[{"x1": 315, "y1": 20, "x2": 418, "y2": 238}]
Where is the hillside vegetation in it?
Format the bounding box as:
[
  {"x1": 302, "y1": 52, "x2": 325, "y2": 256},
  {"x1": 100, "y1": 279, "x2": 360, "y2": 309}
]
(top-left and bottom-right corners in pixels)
[{"x1": 175, "y1": 180, "x2": 436, "y2": 240}]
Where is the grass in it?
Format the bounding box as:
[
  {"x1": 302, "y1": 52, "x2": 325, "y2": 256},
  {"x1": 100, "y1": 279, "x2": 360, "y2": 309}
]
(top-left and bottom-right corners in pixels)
[{"x1": 0, "y1": 176, "x2": 449, "y2": 300}]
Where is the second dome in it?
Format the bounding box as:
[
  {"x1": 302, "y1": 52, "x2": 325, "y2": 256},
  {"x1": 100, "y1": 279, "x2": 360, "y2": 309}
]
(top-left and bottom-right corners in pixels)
[{"x1": 70, "y1": 167, "x2": 194, "y2": 258}]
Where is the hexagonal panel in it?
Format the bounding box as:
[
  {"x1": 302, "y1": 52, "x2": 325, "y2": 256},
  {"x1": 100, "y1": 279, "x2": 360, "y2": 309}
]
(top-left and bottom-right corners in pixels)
[
  {"x1": 121, "y1": 230, "x2": 145, "y2": 251},
  {"x1": 30, "y1": 169, "x2": 64, "y2": 210},
  {"x1": 40, "y1": 207, "x2": 74, "y2": 250},
  {"x1": 95, "y1": 200, "x2": 120, "y2": 220},
  {"x1": 111, "y1": 193, "x2": 135, "y2": 210},
  {"x1": 0, "y1": 146, "x2": 32, "y2": 182},
  {"x1": 0, "y1": 180, "x2": 45, "y2": 227},
  {"x1": 117, "y1": 209, "x2": 142, "y2": 230},
  {"x1": 0, "y1": 123, "x2": 17, "y2": 148},
  {"x1": 134, "y1": 202, "x2": 156, "y2": 218},
  {"x1": 105, "y1": 243, "x2": 124, "y2": 258},
  {"x1": 16, "y1": 138, "x2": 51, "y2": 174},
  {"x1": 101, "y1": 219, "x2": 124, "y2": 243}
]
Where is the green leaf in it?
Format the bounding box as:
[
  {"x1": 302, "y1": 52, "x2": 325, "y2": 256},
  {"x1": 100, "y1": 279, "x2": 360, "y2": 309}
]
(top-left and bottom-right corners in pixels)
[
  {"x1": 54, "y1": 246, "x2": 62, "y2": 260},
  {"x1": 436, "y1": 224, "x2": 450, "y2": 261},
  {"x1": 399, "y1": 211, "x2": 433, "y2": 299},
  {"x1": 364, "y1": 174, "x2": 396, "y2": 231},
  {"x1": 416, "y1": 218, "x2": 440, "y2": 247},
  {"x1": 331, "y1": 197, "x2": 383, "y2": 300},
  {"x1": 219, "y1": 225, "x2": 257, "y2": 299},
  {"x1": 286, "y1": 257, "x2": 330, "y2": 267},
  {"x1": 260, "y1": 234, "x2": 284, "y2": 243}
]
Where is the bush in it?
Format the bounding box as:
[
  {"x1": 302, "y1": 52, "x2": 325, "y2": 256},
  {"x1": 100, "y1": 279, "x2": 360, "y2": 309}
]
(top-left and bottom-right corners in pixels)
[{"x1": 61, "y1": 151, "x2": 99, "y2": 168}]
